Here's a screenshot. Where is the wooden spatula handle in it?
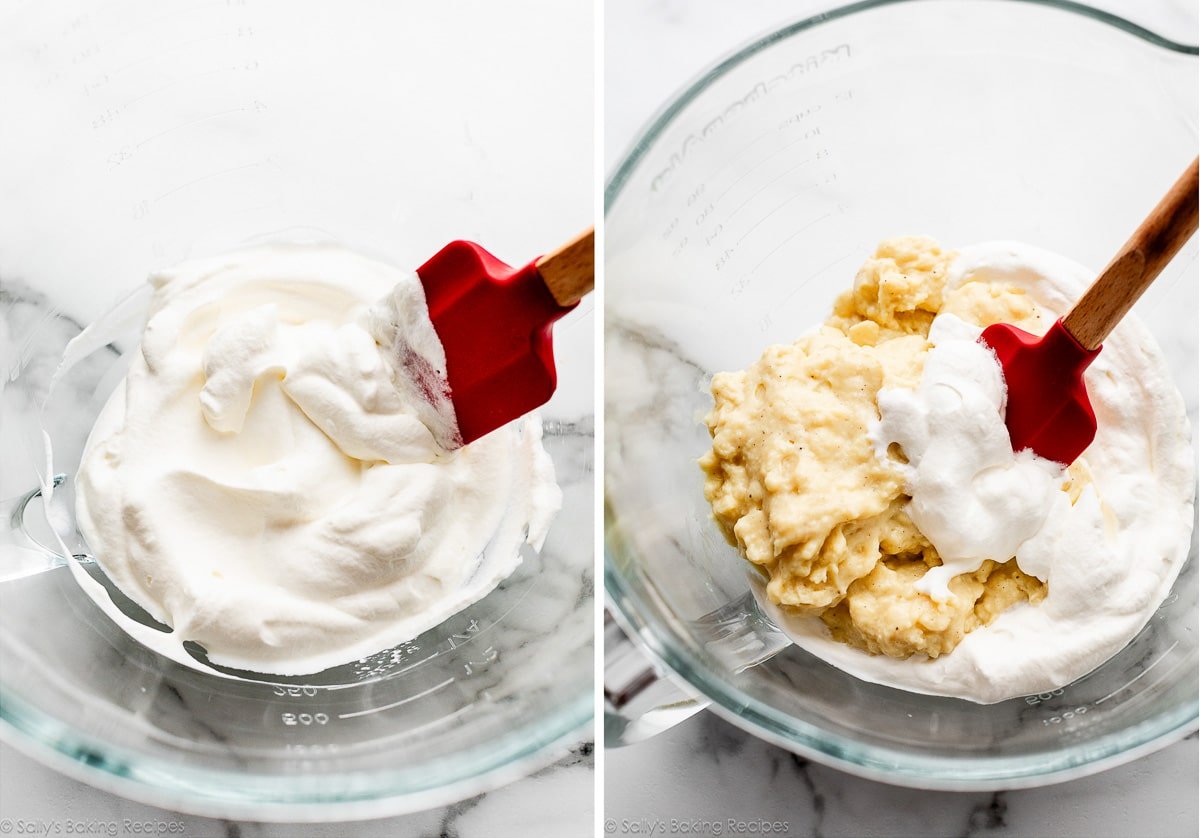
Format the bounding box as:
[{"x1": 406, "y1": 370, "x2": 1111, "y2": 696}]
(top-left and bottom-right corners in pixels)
[
  {"x1": 1062, "y1": 157, "x2": 1199, "y2": 350},
  {"x1": 537, "y1": 227, "x2": 594, "y2": 307}
]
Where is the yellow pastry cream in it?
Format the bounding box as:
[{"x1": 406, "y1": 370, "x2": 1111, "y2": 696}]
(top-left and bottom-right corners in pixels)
[{"x1": 699, "y1": 236, "x2": 1092, "y2": 660}]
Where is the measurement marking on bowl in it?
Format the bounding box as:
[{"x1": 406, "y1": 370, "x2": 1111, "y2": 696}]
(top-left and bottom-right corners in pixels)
[
  {"x1": 779, "y1": 250, "x2": 856, "y2": 306},
  {"x1": 647, "y1": 51, "x2": 851, "y2": 194},
  {"x1": 736, "y1": 182, "x2": 815, "y2": 246},
  {"x1": 371, "y1": 623, "x2": 484, "y2": 679},
  {"x1": 730, "y1": 212, "x2": 832, "y2": 297},
  {"x1": 386, "y1": 616, "x2": 487, "y2": 675},
  {"x1": 707, "y1": 127, "x2": 776, "y2": 185},
  {"x1": 393, "y1": 705, "x2": 474, "y2": 739},
  {"x1": 1093, "y1": 640, "x2": 1178, "y2": 705},
  {"x1": 399, "y1": 577, "x2": 540, "y2": 673},
  {"x1": 109, "y1": 2, "x2": 234, "y2": 44},
  {"x1": 462, "y1": 646, "x2": 499, "y2": 675},
  {"x1": 152, "y1": 159, "x2": 269, "y2": 203},
  {"x1": 713, "y1": 137, "x2": 809, "y2": 204},
  {"x1": 285, "y1": 742, "x2": 339, "y2": 755},
  {"x1": 121, "y1": 64, "x2": 249, "y2": 109},
  {"x1": 280, "y1": 711, "x2": 330, "y2": 727},
  {"x1": 107, "y1": 31, "x2": 232, "y2": 77},
  {"x1": 335, "y1": 677, "x2": 455, "y2": 719},
  {"x1": 346, "y1": 648, "x2": 444, "y2": 683},
  {"x1": 726, "y1": 159, "x2": 813, "y2": 224},
  {"x1": 337, "y1": 584, "x2": 538, "y2": 684},
  {"x1": 135, "y1": 104, "x2": 256, "y2": 149}
]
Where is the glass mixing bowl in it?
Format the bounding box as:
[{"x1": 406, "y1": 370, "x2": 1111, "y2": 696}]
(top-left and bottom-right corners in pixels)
[
  {"x1": 0, "y1": 0, "x2": 592, "y2": 820},
  {"x1": 605, "y1": 0, "x2": 1198, "y2": 789}
]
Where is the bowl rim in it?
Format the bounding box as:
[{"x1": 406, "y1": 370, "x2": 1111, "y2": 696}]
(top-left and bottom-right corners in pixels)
[
  {"x1": 605, "y1": 0, "x2": 1199, "y2": 208},
  {"x1": 603, "y1": 0, "x2": 1200, "y2": 790},
  {"x1": 605, "y1": 553, "x2": 1198, "y2": 791},
  {"x1": 0, "y1": 269, "x2": 595, "y2": 820},
  {"x1": 0, "y1": 684, "x2": 592, "y2": 821}
]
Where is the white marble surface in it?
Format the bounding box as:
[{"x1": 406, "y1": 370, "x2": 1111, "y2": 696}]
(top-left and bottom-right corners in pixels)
[
  {"x1": 0, "y1": 0, "x2": 593, "y2": 834},
  {"x1": 604, "y1": 2, "x2": 1198, "y2": 837},
  {"x1": 606, "y1": 715, "x2": 1196, "y2": 838},
  {"x1": 0, "y1": 741, "x2": 593, "y2": 838}
]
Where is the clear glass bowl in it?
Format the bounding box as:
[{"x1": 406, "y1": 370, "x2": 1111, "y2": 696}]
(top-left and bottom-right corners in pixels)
[
  {"x1": 0, "y1": 1, "x2": 593, "y2": 820},
  {"x1": 605, "y1": 0, "x2": 1198, "y2": 789}
]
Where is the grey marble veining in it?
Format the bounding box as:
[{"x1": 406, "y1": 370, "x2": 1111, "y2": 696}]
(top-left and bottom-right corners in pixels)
[
  {"x1": 606, "y1": 713, "x2": 1196, "y2": 838},
  {"x1": 2, "y1": 259, "x2": 593, "y2": 831},
  {"x1": 0, "y1": 740, "x2": 594, "y2": 838},
  {"x1": 605, "y1": 1, "x2": 1199, "y2": 835},
  {"x1": 3, "y1": 0, "x2": 595, "y2": 829}
]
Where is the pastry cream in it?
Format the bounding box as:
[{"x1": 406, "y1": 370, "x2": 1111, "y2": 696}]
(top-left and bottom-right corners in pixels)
[{"x1": 702, "y1": 237, "x2": 1193, "y2": 702}]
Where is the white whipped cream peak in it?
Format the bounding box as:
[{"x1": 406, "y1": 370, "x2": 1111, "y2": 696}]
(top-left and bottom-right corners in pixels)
[
  {"x1": 873, "y1": 313, "x2": 1065, "y2": 600},
  {"x1": 74, "y1": 243, "x2": 559, "y2": 676},
  {"x1": 760, "y1": 241, "x2": 1193, "y2": 703},
  {"x1": 367, "y1": 275, "x2": 463, "y2": 450}
]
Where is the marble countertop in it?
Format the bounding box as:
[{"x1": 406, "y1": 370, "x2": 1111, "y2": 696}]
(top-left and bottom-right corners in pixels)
[
  {"x1": 606, "y1": 715, "x2": 1196, "y2": 838},
  {"x1": 604, "y1": 2, "x2": 1197, "y2": 837},
  {"x1": 0, "y1": 741, "x2": 593, "y2": 838},
  {"x1": 0, "y1": 0, "x2": 592, "y2": 835}
]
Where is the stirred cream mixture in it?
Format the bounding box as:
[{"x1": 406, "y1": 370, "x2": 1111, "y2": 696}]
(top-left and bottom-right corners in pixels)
[
  {"x1": 700, "y1": 237, "x2": 1193, "y2": 703},
  {"x1": 75, "y1": 244, "x2": 560, "y2": 675}
]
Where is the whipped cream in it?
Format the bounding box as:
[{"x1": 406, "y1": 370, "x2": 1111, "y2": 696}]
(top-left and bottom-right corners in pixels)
[
  {"x1": 873, "y1": 314, "x2": 1065, "y2": 600},
  {"x1": 757, "y1": 241, "x2": 1194, "y2": 703},
  {"x1": 74, "y1": 243, "x2": 560, "y2": 675}
]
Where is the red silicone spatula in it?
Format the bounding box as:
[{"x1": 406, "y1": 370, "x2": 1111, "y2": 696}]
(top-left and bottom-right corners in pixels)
[
  {"x1": 980, "y1": 157, "x2": 1198, "y2": 466},
  {"x1": 416, "y1": 227, "x2": 594, "y2": 446}
]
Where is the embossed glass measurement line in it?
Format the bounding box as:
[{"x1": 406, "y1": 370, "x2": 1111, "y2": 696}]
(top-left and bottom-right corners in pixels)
[
  {"x1": 736, "y1": 178, "x2": 816, "y2": 246},
  {"x1": 745, "y1": 211, "x2": 830, "y2": 276},
  {"x1": 151, "y1": 159, "x2": 268, "y2": 203},
  {"x1": 713, "y1": 135, "x2": 810, "y2": 204},
  {"x1": 780, "y1": 250, "x2": 856, "y2": 305},
  {"x1": 122, "y1": 65, "x2": 242, "y2": 109},
  {"x1": 108, "y1": 31, "x2": 229, "y2": 76},
  {"x1": 705, "y1": 126, "x2": 775, "y2": 186},
  {"x1": 726, "y1": 158, "x2": 814, "y2": 223},
  {"x1": 335, "y1": 677, "x2": 455, "y2": 719},
  {"x1": 109, "y1": 2, "x2": 229, "y2": 43},
  {"x1": 135, "y1": 106, "x2": 245, "y2": 148},
  {"x1": 1093, "y1": 640, "x2": 1179, "y2": 705}
]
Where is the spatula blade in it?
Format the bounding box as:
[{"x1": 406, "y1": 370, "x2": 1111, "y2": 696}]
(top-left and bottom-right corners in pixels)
[
  {"x1": 979, "y1": 319, "x2": 1100, "y2": 466},
  {"x1": 417, "y1": 240, "x2": 575, "y2": 446}
]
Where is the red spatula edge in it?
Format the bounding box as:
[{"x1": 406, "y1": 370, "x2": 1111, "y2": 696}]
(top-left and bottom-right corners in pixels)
[
  {"x1": 979, "y1": 318, "x2": 1100, "y2": 466},
  {"x1": 416, "y1": 238, "x2": 584, "y2": 445},
  {"x1": 980, "y1": 156, "x2": 1199, "y2": 466}
]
